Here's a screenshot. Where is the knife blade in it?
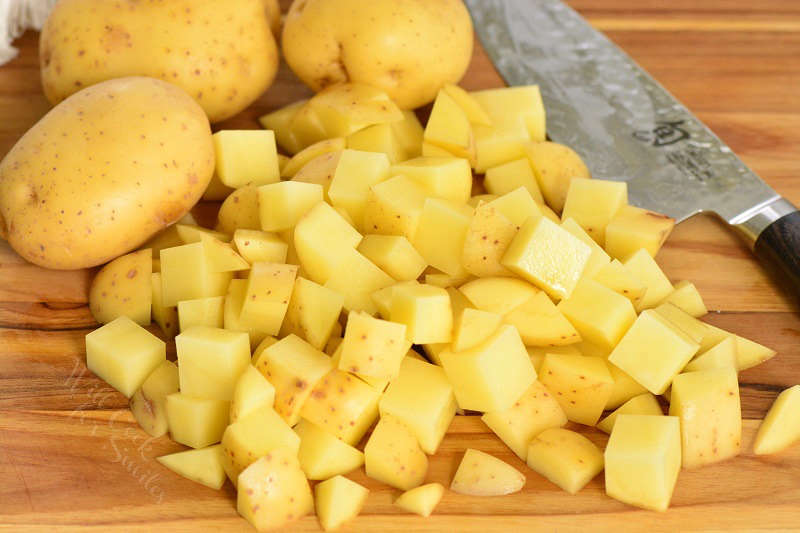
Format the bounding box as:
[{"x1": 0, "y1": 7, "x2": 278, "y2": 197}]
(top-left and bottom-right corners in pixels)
[{"x1": 466, "y1": 0, "x2": 800, "y2": 297}]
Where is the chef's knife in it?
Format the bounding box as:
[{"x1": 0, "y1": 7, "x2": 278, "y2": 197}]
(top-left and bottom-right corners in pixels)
[{"x1": 466, "y1": 0, "x2": 800, "y2": 296}]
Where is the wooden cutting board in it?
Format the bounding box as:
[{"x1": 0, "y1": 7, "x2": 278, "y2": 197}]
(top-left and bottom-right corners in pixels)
[{"x1": 2, "y1": 1, "x2": 800, "y2": 531}]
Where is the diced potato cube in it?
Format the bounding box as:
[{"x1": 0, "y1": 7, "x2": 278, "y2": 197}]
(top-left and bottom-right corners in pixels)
[
  {"x1": 223, "y1": 279, "x2": 270, "y2": 348},
  {"x1": 754, "y1": 385, "x2": 800, "y2": 455},
  {"x1": 450, "y1": 448, "x2": 525, "y2": 496},
  {"x1": 324, "y1": 249, "x2": 395, "y2": 314},
  {"x1": 282, "y1": 137, "x2": 346, "y2": 178},
  {"x1": 308, "y1": 83, "x2": 403, "y2": 138},
  {"x1": 166, "y1": 393, "x2": 229, "y2": 449},
  {"x1": 560, "y1": 218, "x2": 611, "y2": 278},
  {"x1": 422, "y1": 141, "x2": 457, "y2": 158},
  {"x1": 315, "y1": 475, "x2": 369, "y2": 532},
  {"x1": 461, "y1": 203, "x2": 517, "y2": 277},
  {"x1": 347, "y1": 123, "x2": 405, "y2": 163},
  {"x1": 255, "y1": 334, "x2": 333, "y2": 425},
  {"x1": 504, "y1": 291, "x2": 580, "y2": 347},
  {"x1": 292, "y1": 151, "x2": 341, "y2": 202},
  {"x1": 230, "y1": 366, "x2": 276, "y2": 423},
  {"x1": 734, "y1": 332, "x2": 776, "y2": 371},
  {"x1": 452, "y1": 308, "x2": 503, "y2": 352},
  {"x1": 177, "y1": 296, "x2": 224, "y2": 332},
  {"x1": 394, "y1": 483, "x2": 444, "y2": 517},
  {"x1": 288, "y1": 103, "x2": 329, "y2": 150},
  {"x1": 259, "y1": 99, "x2": 307, "y2": 154},
  {"x1": 538, "y1": 353, "x2": 613, "y2": 425},
  {"x1": 481, "y1": 380, "x2": 567, "y2": 461},
  {"x1": 605, "y1": 415, "x2": 681, "y2": 512},
  {"x1": 597, "y1": 393, "x2": 663, "y2": 434},
  {"x1": 654, "y1": 302, "x2": 708, "y2": 344},
  {"x1": 233, "y1": 229, "x2": 288, "y2": 265},
  {"x1": 662, "y1": 280, "x2": 707, "y2": 317},
  {"x1": 379, "y1": 358, "x2": 457, "y2": 454},
  {"x1": 472, "y1": 121, "x2": 528, "y2": 174},
  {"x1": 524, "y1": 141, "x2": 590, "y2": 213},
  {"x1": 339, "y1": 311, "x2": 408, "y2": 379},
  {"x1": 175, "y1": 224, "x2": 230, "y2": 245},
  {"x1": 561, "y1": 178, "x2": 627, "y2": 245},
  {"x1": 424, "y1": 89, "x2": 475, "y2": 163},
  {"x1": 624, "y1": 249, "x2": 674, "y2": 311},
  {"x1": 258, "y1": 181, "x2": 323, "y2": 232},
  {"x1": 328, "y1": 149, "x2": 390, "y2": 227},
  {"x1": 424, "y1": 270, "x2": 473, "y2": 289},
  {"x1": 441, "y1": 325, "x2": 536, "y2": 412},
  {"x1": 485, "y1": 158, "x2": 544, "y2": 204},
  {"x1": 591, "y1": 258, "x2": 647, "y2": 307},
  {"x1": 130, "y1": 360, "x2": 179, "y2": 437},
  {"x1": 277, "y1": 276, "x2": 343, "y2": 352},
  {"x1": 471, "y1": 86, "x2": 545, "y2": 141},
  {"x1": 236, "y1": 448, "x2": 313, "y2": 531},
  {"x1": 609, "y1": 310, "x2": 699, "y2": 395},
  {"x1": 300, "y1": 368, "x2": 381, "y2": 445},
  {"x1": 294, "y1": 201, "x2": 362, "y2": 284},
  {"x1": 358, "y1": 235, "x2": 427, "y2": 282},
  {"x1": 371, "y1": 280, "x2": 418, "y2": 319},
  {"x1": 216, "y1": 186, "x2": 261, "y2": 235},
  {"x1": 669, "y1": 368, "x2": 741, "y2": 468},
  {"x1": 239, "y1": 262, "x2": 298, "y2": 335},
  {"x1": 85, "y1": 316, "x2": 166, "y2": 398},
  {"x1": 150, "y1": 272, "x2": 178, "y2": 338},
  {"x1": 390, "y1": 110, "x2": 424, "y2": 159},
  {"x1": 160, "y1": 242, "x2": 232, "y2": 307},
  {"x1": 295, "y1": 419, "x2": 365, "y2": 480},
  {"x1": 213, "y1": 130, "x2": 280, "y2": 188},
  {"x1": 526, "y1": 345, "x2": 581, "y2": 373},
  {"x1": 364, "y1": 414, "x2": 428, "y2": 490},
  {"x1": 460, "y1": 276, "x2": 539, "y2": 315},
  {"x1": 361, "y1": 175, "x2": 427, "y2": 239},
  {"x1": 485, "y1": 187, "x2": 542, "y2": 227},
  {"x1": 391, "y1": 157, "x2": 472, "y2": 204},
  {"x1": 526, "y1": 428, "x2": 604, "y2": 494},
  {"x1": 175, "y1": 326, "x2": 249, "y2": 401},
  {"x1": 443, "y1": 84, "x2": 492, "y2": 125},
  {"x1": 605, "y1": 362, "x2": 649, "y2": 410},
  {"x1": 502, "y1": 215, "x2": 591, "y2": 300},
  {"x1": 413, "y1": 198, "x2": 473, "y2": 277},
  {"x1": 557, "y1": 278, "x2": 636, "y2": 350},
  {"x1": 684, "y1": 337, "x2": 737, "y2": 372},
  {"x1": 605, "y1": 205, "x2": 675, "y2": 260},
  {"x1": 200, "y1": 236, "x2": 250, "y2": 273},
  {"x1": 157, "y1": 444, "x2": 226, "y2": 490},
  {"x1": 390, "y1": 283, "x2": 453, "y2": 344}
]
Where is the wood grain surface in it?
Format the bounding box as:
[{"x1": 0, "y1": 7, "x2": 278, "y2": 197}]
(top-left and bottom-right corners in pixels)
[{"x1": 2, "y1": 1, "x2": 800, "y2": 531}]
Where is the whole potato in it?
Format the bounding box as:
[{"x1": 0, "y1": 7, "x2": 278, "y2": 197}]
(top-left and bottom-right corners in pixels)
[
  {"x1": 282, "y1": 0, "x2": 473, "y2": 110},
  {"x1": 40, "y1": 0, "x2": 278, "y2": 123},
  {"x1": 0, "y1": 77, "x2": 214, "y2": 270}
]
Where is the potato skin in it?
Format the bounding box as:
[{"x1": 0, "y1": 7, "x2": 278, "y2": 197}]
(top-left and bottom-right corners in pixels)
[
  {"x1": 282, "y1": 0, "x2": 473, "y2": 110},
  {"x1": 40, "y1": 0, "x2": 278, "y2": 123},
  {"x1": 0, "y1": 77, "x2": 214, "y2": 270}
]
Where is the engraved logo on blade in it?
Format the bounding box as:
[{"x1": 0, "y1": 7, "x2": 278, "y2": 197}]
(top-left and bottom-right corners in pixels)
[
  {"x1": 633, "y1": 121, "x2": 689, "y2": 147},
  {"x1": 633, "y1": 120, "x2": 713, "y2": 182}
]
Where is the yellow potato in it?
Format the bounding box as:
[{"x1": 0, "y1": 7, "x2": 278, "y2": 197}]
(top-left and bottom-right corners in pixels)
[
  {"x1": 40, "y1": 0, "x2": 278, "y2": 122},
  {"x1": 282, "y1": 0, "x2": 473, "y2": 109},
  {"x1": 0, "y1": 77, "x2": 213, "y2": 269},
  {"x1": 89, "y1": 248, "x2": 153, "y2": 326}
]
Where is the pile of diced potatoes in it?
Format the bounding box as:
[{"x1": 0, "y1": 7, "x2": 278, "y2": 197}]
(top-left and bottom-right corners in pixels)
[{"x1": 84, "y1": 82, "x2": 800, "y2": 531}]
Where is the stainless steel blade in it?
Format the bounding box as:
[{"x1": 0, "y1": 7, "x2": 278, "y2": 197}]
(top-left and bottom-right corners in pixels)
[{"x1": 465, "y1": 0, "x2": 780, "y2": 225}]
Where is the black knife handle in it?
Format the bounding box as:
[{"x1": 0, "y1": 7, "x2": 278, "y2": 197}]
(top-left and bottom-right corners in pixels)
[{"x1": 754, "y1": 210, "x2": 800, "y2": 296}]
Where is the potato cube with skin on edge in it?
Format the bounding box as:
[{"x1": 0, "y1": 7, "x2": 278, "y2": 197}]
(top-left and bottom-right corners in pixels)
[
  {"x1": 156, "y1": 444, "x2": 226, "y2": 490},
  {"x1": 413, "y1": 198, "x2": 473, "y2": 278},
  {"x1": 472, "y1": 121, "x2": 528, "y2": 174},
  {"x1": 223, "y1": 279, "x2": 270, "y2": 348},
  {"x1": 347, "y1": 122, "x2": 406, "y2": 163},
  {"x1": 481, "y1": 380, "x2": 567, "y2": 461},
  {"x1": 538, "y1": 353, "x2": 614, "y2": 426},
  {"x1": 684, "y1": 336, "x2": 737, "y2": 372},
  {"x1": 199, "y1": 236, "x2": 250, "y2": 273},
  {"x1": 505, "y1": 291, "x2": 581, "y2": 347},
  {"x1": 130, "y1": 360, "x2": 178, "y2": 438},
  {"x1": 441, "y1": 325, "x2": 537, "y2": 412},
  {"x1": 424, "y1": 89, "x2": 475, "y2": 163},
  {"x1": 239, "y1": 262, "x2": 297, "y2": 336},
  {"x1": 605, "y1": 362, "x2": 650, "y2": 410},
  {"x1": 221, "y1": 405, "x2": 300, "y2": 485},
  {"x1": 294, "y1": 419, "x2": 365, "y2": 480},
  {"x1": 654, "y1": 302, "x2": 709, "y2": 344},
  {"x1": 459, "y1": 276, "x2": 539, "y2": 315},
  {"x1": 526, "y1": 428, "x2": 604, "y2": 494},
  {"x1": 379, "y1": 357, "x2": 457, "y2": 454},
  {"x1": 306, "y1": 83, "x2": 404, "y2": 139},
  {"x1": 166, "y1": 393, "x2": 229, "y2": 449},
  {"x1": 294, "y1": 201, "x2": 363, "y2": 284},
  {"x1": 502, "y1": 215, "x2": 591, "y2": 300},
  {"x1": 754, "y1": 385, "x2": 800, "y2": 455},
  {"x1": 526, "y1": 345, "x2": 581, "y2": 373},
  {"x1": 213, "y1": 130, "x2": 280, "y2": 188},
  {"x1": 339, "y1": 311, "x2": 409, "y2": 379},
  {"x1": 452, "y1": 308, "x2": 503, "y2": 352},
  {"x1": 451, "y1": 448, "x2": 526, "y2": 496},
  {"x1": 597, "y1": 393, "x2": 663, "y2": 434},
  {"x1": 160, "y1": 242, "x2": 233, "y2": 307},
  {"x1": 280, "y1": 277, "x2": 344, "y2": 351},
  {"x1": 233, "y1": 229, "x2": 288, "y2": 265},
  {"x1": 591, "y1": 258, "x2": 647, "y2": 307},
  {"x1": 89, "y1": 248, "x2": 152, "y2": 325},
  {"x1": 605, "y1": 414, "x2": 682, "y2": 512},
  {"x1": 236, "y1": 448, "x2": 314, "y2": 532},
  {"x1": 560, "y1": 218, "x2": 611, "y2": 278},
  {"x1": 390, "y1": 283, "x2": 453, "y2": 344},
  {"x1": 328, "y1": 149, "x2": 391, "y2": 228},
  {"x1": 524, "y1": 141, "x2": 590, "y2": 213},
  {"x1": 557, "y1": 278, "x2": 636, "y2": 351},
  {"x1": 663, "y1": 280, "x2": 708, "y2": 317},
  {"x1": 315, "y1": 475, "x2": 369, "y2": 532},
  {"x1": 215, "y1": 186, "x2": 261, "y2": 234},
  {"x1": 361, "y1": 175, "x2": 428, "y2": 240},
  {"x1": 300, "y1": 368, "x2": 381, "y2": 445},
  {"x1": 561, "y1": 178, "x2": 627, "y2": 245},
  {"x1": 394, "y1": 483, "x2": 445, "y2": 517},
  {"x1": 485, "y1": 158, "x2": 544, "y2": 204},
  {"x1": 85, "y1": 316, "x2": 166, "y2": 398},
  {"x1": 485, "y1": 187, "x2": 542, "y2": 228},
  {"x1": 177, "y1": 296, "x2": 224, "y2": 332},
  {"x1": 324, "y1": 249, "x2": 395, "y2": 315},
  {"x1": 364, "y1": 414, "x2": 428, "y2": 491},
  {"x1": 605, "y1": 205, "x2": 676, "y2": 260},
  {"x1": 609, "y1": 310, "x2": 699, "y2": 395},
  {"x1": 257, "y1": 181, "x2": 324, "y2": 232},
  {"x1": 151, "y1": 272, "x2": 178, "y2": 338},
  {"x1": 461, "y1": 202, "x2": 517, "y2": 277},
  {"x1": 390, "y1": 157, "x2": 472, "y2": 204},
  {"x1": 292, "y1": 151, "x2": 341, "y2": 203},
  {"x1": 175, "y1": 327, "x2": 250, "y2": 401},
  {"x1": 669, "y1": 368, "x2": 741, "y2": 468},
  {"x1": 391, "y1": 110, "x2": 425, "y2": 159},
  {"x1": 230, "y1": 366, "x2": 275, "y2": 423},
  {"x1": 281, "y1": 137, "x2": 346, "y2": 178},
  {"x1": 357, "y1": 235, "x2": 427, "y2": 281},
  {"x1": 624, "y1": 249, "x2": 674, "y2": 311}
]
